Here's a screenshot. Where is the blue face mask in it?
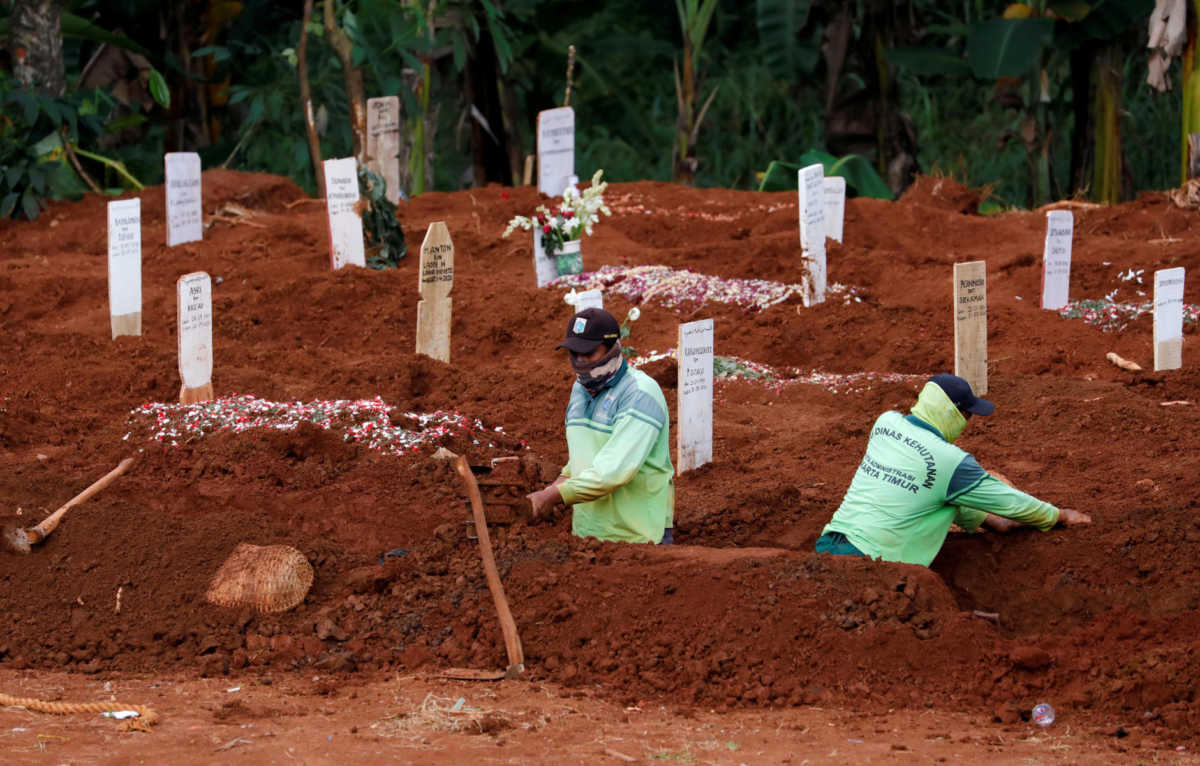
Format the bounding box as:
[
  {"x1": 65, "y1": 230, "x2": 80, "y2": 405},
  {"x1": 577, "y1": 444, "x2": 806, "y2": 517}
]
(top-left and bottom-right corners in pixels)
[{"x1": 571, "y1": 341, "x2": 623, "y2": 394}]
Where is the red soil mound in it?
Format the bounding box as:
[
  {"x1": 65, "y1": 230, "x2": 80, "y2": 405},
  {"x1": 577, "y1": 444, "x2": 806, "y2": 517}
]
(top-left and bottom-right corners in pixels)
[{"x1": 0, "y1": 170, "x2": 1198, "y2": 740}]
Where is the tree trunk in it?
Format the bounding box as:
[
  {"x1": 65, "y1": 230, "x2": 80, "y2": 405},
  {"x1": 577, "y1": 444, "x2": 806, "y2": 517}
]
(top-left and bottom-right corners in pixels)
[
  {"x1": 323, "y1": 0, "x2": 367, "y2": 162},
  {"x1": 297, "y1": 0, "x2": 325, "y2": 197},
  {"x1": 1181, "y1": 0, "x2": 1200, "y2": 184},
  {"x1": 1092, "y1": 45, "x2": 1122, "y2": 203},
  {"x1": 8, "y1": 0, "x2": 66, "y2": 96},
  {"x1": 465, "y1": 18, "x2": 513, "y2": 187},
  {"x1": 673, "y1": 45, "x2": 698, "y2": 186},
  {"x1": 1068, "y1": 43, "x2": 1093, "y2": 195}
]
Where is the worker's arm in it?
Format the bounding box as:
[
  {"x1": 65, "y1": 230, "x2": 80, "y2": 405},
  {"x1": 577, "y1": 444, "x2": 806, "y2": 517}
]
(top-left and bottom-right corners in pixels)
[
  {"x1": 946, "y1": 456, "x2": 1062, "y2": 530},
  {"x1": 556, "y1": 407, "x2": 663, "y2": 506}
]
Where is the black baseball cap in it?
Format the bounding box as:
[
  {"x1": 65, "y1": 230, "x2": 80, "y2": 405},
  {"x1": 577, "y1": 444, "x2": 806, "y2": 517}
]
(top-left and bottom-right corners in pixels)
[
  {"x1": 929, "y1": 373, "x2": 994, "y2": 416},
  {"x1": 557, "y1": 308, "x2": 620, "y2": 353}
]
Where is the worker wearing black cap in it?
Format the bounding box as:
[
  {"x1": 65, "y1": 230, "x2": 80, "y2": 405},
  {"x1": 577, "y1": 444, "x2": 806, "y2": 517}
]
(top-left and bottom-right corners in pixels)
[
  {"x1": 815, "y1": 373, "x2": 1091, "y2": 566},
  {"x1": 526, "y1": 308, "x2": 675, "y2": 544}
]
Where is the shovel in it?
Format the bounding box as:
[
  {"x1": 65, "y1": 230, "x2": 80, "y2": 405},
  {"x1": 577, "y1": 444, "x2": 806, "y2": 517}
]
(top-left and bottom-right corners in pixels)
[
  {"x1": 434, "y1": 451, "x2": 525, "y2": 681},
  {"x1": 3, "y1": 457, "x2": 135, "y2": 554}
]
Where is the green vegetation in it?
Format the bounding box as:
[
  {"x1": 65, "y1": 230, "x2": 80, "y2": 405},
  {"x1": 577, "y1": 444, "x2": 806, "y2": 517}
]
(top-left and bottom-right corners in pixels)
[{"x1": 0, "y1": 0, "x2": 1186, "y2": 219}]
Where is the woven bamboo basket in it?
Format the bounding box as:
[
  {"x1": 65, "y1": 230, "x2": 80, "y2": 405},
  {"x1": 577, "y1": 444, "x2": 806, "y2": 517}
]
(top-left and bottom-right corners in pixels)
[{"x1": 205, "y1": 543, "x2": 314, "y2": 613}]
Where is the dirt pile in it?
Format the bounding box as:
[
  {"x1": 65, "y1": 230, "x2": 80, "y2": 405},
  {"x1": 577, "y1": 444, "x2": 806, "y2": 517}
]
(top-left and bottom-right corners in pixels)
[{"x1": 0, "y1": 170, "x2": 1198, "y2": 739}]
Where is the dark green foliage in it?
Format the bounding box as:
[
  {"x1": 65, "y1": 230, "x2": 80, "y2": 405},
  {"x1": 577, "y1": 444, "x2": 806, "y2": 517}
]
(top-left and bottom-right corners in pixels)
[
  {"x1": 0, "y1": 0, "x2": 1181, "y2": 211},
  {"x1": 358, "y1": 165, "x2": 407, "y2": 270},
  {"x1": 758, "y1": 152, "x2": 893, "y2": 200},
  {"x1": 0, "y1": 73, "x2": 105, "y2": 219},
  {"x1": 754, "y1": 0, "x2": 817, "y2": 78},
  {"x1": 966, "y1": 18, "x2": 1055, "y2": 79}
]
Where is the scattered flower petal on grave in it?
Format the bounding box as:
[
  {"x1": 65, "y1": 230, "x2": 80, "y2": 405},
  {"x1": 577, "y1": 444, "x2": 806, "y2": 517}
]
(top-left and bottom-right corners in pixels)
[
  {"x1": 1057, "y1": 298, "x2": 1200, "y2": 332},
  {"x1": 124, "y1": 395, "x2": 519, "y2": 458},
  {"x1": 554, "y1": 264, "x2": 861, "y2": 312},
  {"x1": 628, "y1": 351, "x2": 924, "y2": 395}
]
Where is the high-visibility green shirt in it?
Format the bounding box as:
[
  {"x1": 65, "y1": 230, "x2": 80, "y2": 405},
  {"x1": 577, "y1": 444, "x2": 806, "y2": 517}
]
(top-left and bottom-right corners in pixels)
[
  {"x1": 557, "y1": 362, "x2": 675, "y2": 544},
  {"x1": 821, "y1": 382, "x2": 1060, "y2": 566}
]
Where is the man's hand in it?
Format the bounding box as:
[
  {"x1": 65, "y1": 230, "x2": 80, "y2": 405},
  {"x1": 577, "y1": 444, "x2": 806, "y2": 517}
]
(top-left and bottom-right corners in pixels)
[
  {"x1": 983, "y1": 513, "x2": 1023, "y2": 533},
  {"x1": 527, "y1": 484, "x2": 564, "y2": 521},
  {"x1": 1057, "y1": 508, "x2": 1092, "y2": 526}
]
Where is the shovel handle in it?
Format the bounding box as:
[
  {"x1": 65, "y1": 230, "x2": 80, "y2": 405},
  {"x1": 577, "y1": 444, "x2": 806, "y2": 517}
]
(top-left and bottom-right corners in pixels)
[
  {"x1": 454, "y1": 455, "x2": 525, "y2": 674},
  {"x1": 29, "y1": 457, "x2": 136, "y2": 542}
]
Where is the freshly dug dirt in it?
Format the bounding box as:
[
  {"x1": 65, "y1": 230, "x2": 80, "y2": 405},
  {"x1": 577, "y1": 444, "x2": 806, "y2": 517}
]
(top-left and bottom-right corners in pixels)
[{"x1": 0, "y1": 170, "x2": 1198, "y2": 747}]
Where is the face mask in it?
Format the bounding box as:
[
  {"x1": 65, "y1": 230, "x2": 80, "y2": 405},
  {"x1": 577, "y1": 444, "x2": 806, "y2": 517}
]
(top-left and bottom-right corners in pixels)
[{"x1": 571, "y1": 341, "x2": 623, "y2": 394}]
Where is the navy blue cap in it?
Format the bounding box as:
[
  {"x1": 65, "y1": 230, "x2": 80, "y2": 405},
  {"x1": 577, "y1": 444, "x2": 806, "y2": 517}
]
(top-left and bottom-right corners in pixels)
[
  {"x1": 557, "y1": 308, "x2": 620, "y2": 353},
  {"x1": 929, "y1": 373, "x2": 994, "y2": 416}
]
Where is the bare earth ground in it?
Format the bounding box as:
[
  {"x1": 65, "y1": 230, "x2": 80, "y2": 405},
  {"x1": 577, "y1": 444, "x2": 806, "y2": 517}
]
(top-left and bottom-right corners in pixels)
[
  {"x1": 0, "y1": 171, "x2": 1198, "y2": 763},
  {"x1": 0, "y1": 668, "x2": 1189, "y2": 764}
]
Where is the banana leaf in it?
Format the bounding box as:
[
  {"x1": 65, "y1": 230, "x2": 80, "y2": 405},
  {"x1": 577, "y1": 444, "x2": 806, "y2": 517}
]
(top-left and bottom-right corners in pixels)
[
  {"x1": 755, "y1": 0, "x2": 817, "y2": 76},
  {"x1": 966, "y1": 17, "x2": 1054, "y2": 79},
  {"x1": 757, "y1": 151, "x2": 893, "y2": 200}
]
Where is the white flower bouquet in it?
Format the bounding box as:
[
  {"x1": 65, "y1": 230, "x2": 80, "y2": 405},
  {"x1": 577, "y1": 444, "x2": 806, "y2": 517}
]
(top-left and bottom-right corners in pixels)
[{"x1": 503, "y1": 170, "x2": 612, "y2": 275}]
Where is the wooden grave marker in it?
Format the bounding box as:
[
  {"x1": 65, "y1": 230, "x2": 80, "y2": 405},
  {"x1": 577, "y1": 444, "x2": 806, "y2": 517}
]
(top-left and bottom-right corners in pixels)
[
  {"x1": 107, "y1": 198, "x2": 142, "y2": 338},
  {"x1": 366, "y1": 96, "x2": 402, "y2": 205},
  {"x1": 798, "y1": 164, "x2": 827, "y2": 306},
  {"x1": 824, "y1": 175, "x2": 846, "y2": 244},
  {"x1": 1154, "y1": 267, "x2": 1185, "y2": 371},
  {"x1": 536, "y1": 106, "x2": 574, "y2": 197},
  {"x1": 677, "y1": 319, "x2": 714, "y2": 474},
  {"x1": 416, "y1": 222, "x2": 454, "y2": 362},
  {"x1": 322, "y1": 157, "x2": 366, "y2": 270},
  {"x1": 953, "y1": 261, "x2": 988, "y2": 395},
  {"x1": 1041, "y1": 210, "x2": 1073, "y2": 310},
  {"x1": 164, "y1": 152, "x2": 202, "y2": 246},
  {"x1": 177, "y1": 271, "x2": 214, "y2": 404}
]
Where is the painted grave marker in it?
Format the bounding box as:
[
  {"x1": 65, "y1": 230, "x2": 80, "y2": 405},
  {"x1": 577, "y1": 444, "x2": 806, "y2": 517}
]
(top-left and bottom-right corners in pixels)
[
  {"x1": 416, "y1": 222, "x2": 454, "y2": 363},
  {"x1": 824, "y1": 176, "x2": 846, "y2": 244},
  {"x1": 366, "y1": 96, "x2": 402, "y2": 205},
  {"x1": 565, "y1": 288, "x2": 603, "y2": 312},
  {"x1": 953, "y1": 261, "x2": 988, "y2": 395},
  {"x1": 677, "y1": 319, "x2": 714, "y2": 473},
  {"x1": 107, "y1": 198, "x2": 141, "y2": 338},
  {"x1": 164, "y1": 152, "x2": 202, "y2": 246},
  {"x1": 536, "y1": 106, "x2": 574, "y2": 197},
  {"x1": 1041, "y1": 210, "x2": 1073, "y2": 310},
  {"x1": 1154, "y1": 267, "x2": 1185, "y2": 371},
  {"x1": 798, "y1": 164, "x2": 826, "y2": 306},
  {"x1": 322, "y1": 157, "x2": 366, "y2": 270},
  {"x1": 178, "y1": 271, "x2": 214, "y2": 404}
]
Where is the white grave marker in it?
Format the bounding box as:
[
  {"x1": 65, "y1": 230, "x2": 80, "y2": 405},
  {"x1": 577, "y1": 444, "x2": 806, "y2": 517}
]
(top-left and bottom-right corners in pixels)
[
  {"x1": 107, "y1": 198, "x2": 141, "y2": 338},
  {"x1": 564, "y1": 288, "x2": 603, "y2": 312},
  {"x1": 953, "y1": 261, "x2": 988, "y2": 395},
  {"x1": 177, "y1": 271, "x2": 214, "y2": 404},
  {"x1": 366, "y1": 96, "x2": 402, "y2": 205},
  {"x1": 164, "y1": 152, "x2": 202, "y2": 246},
  {"x1": 1154, "y1": 267, "x2": 1185, "y2": 371},
  {"x1": 677, "y1": 319, "x2": 714, "y2": 474},
  {"x1": 1041, "y1": 210, "x2": 1073, "y2": 310},
  {"x1": 824, "y1": 176, "x2": 846, "y2": 244},
  {"x1": 536, "y1": 106, "x2": 575, "y2": 197},
  {"x1": 798, "y1": 164, "x2": 827, "y2": 306},
  {"x1": 416, "y1": 222, "x2": 454, "y2": 363},
  {"x1": 322, "y1": 157, "x2": 366, "y2": 270}
]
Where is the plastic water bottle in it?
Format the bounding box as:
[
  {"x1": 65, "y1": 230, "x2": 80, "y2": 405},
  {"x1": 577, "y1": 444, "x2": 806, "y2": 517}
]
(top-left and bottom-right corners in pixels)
[{"x1": 1032, "y1": 703, "x2": 1055, "y2": 726}]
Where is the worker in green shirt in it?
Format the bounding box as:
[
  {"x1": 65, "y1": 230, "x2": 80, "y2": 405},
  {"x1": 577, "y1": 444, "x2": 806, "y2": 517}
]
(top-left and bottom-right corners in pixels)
[
  {"x1": 816, "y1": 373, "x2": 1090, "y2": 566},
  {"x1": 527, "y1": 308, "x2": 675, "y2": 544}
]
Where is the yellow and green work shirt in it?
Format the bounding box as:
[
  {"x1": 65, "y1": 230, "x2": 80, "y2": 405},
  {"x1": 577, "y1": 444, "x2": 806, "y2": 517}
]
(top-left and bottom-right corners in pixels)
[
  {"x1": 557, "y1": 362, "x2": 675, "y2": 543},
  {"x1": 821, "y1": 382, "x2": 1060, "y2": 566}
]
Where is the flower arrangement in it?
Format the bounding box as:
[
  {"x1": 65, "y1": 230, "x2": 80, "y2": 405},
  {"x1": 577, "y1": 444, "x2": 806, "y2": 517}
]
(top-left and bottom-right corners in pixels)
[{"x1": 503, "y1": 170, "x2": 612, "y2": 274}]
